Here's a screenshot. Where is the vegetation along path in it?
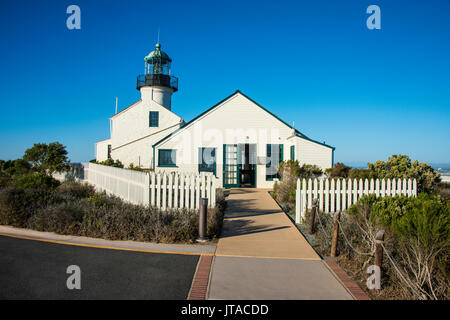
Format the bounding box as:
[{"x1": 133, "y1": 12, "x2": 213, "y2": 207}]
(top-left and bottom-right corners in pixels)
[{"x1": 208, "y1": 188, "x2": 354, "y2": 300}]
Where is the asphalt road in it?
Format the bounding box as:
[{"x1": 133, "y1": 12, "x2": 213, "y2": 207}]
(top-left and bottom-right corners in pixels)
[{"x1": 0, "y1": 235, "x2": 199, "y2": 299}]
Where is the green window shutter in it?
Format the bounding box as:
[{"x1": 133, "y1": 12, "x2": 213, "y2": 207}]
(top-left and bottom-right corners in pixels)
[
  {"x1": 149, "y1": 111, "x2": 159, "y2": 127},
  {"x1": 158, "y1": 149, "x2": 176, "y2": 167},
  {"x1": 290, "y1": 145, "x2": 295, "y2": 160}
]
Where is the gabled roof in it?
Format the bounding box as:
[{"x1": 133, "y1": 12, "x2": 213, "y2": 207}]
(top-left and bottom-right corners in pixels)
[
  {"x1": 109, "y1": 98, "x2": 183, "y2": 122},
  {"x1": 110, "y1": 100, "x2": 141, "y2": 119},
  {"x1": 153, "y1": 90, "x2": 335, "y2": 150},
  {"x1": 287, "y1": 132, "x2": 335, "y2": 150}
]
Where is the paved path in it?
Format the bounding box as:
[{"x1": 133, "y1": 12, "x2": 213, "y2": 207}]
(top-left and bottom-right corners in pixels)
[{"x1": 208, "y1": 189, "x2": 354, "y2": 300}]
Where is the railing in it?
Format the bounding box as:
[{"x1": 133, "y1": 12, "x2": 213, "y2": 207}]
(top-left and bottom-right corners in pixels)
[
  {"x1": 80, "y1": 163, "x2": 217, "y2": 209},
  {"x1": 295, "y1": 178, "x2": 417, "y2": 223},
  {"x1": 136, "y1": 74, "x2": 178, "y2": 91}
]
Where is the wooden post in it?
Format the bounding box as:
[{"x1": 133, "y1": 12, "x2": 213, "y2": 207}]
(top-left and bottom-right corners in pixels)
[
  {"x1": 308, "y1": 198, "x2": 318, "y2": 234},
  {"x1": 330, "y1": 211, "x2": 340, "y2": 257},
  {"x1": 375, "y1": 230, "x2": 385, "y2": 271},
  {"x1": 295, "y1": 178, "x2": 301, "y2": 224}
]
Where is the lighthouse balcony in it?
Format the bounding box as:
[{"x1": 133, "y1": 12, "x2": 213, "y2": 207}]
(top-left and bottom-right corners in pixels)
[{"x1": 137, "y1": 74, "x2": 178, "y2": 92}]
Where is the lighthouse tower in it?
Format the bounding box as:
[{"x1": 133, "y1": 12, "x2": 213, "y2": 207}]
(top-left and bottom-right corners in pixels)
[{"x1": 137, "y1": 43, "x2": 178, "y2": 111}]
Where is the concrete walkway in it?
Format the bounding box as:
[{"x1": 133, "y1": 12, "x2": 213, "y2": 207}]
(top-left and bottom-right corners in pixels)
[
  {"x1": 208, "y1": 189, "x2": 354, "y2": 300},
  {"x1": 0, "y1": 225, "x2": 216, "y2": 255}
]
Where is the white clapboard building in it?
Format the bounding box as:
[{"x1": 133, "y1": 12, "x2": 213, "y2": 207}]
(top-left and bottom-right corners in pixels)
[{"x1": 95, "y1": 43, "x2": 335, "y2": 188}]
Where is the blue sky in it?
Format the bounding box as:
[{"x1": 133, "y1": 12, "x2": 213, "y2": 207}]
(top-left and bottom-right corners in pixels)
[{"x1": 0, "y1": 0, "x2": 449, "y2": 167}]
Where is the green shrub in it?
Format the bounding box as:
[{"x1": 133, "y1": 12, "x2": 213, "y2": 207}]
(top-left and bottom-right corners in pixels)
[
  {"x1": 274, "y1": 161, "x2": 299, "y2": 210},
  {"x1": 325, "y1": 162, "x2": 351, "y2": 178},
  {"x1": 0, "y1": 179, "x2": 226, "y2": 244},
  {"x1": 367, "y1": 155, "x2": 440, "y2": 193},
  {"x1": 0, "y1": 173, "x2": 10, "y2": 189},
  {"x1": 85, "y1": 192, "x2": 122, "y2": 209},
  {"x1": 28, "y1": 201, "x2": 85, "y2": 234},
  {"x1": 350, "y1": 194, "x2": 450, "y2": 240},
  {"x1": 56, "y1": 181, "x2": 95, "y2": 199},
  {"x1": 274, "y1": 161, "x2": 323, "y2": 211},
  {"x1": 347, "y1": 194, "x2": 449, "y2": 299},
  {"x1": 207, "y1": 189, "x2": 227, "y2": 239},
  {"x1": 128, "y1": 163, "x2": 144, "y2": 171},
  {"x1": 2, "y1": 159, "x2": 33, "y2": 176},
  {"x1": 324, "y1": 155, "x2": 440, "y2": 193},
  {"x1": 348, "y1": 168, "x2": 374, "y2": 180},
  {"x1": 13, "y1": 173, "x2": 60, "y2": 190},
  {"x1": 279, "y1": 160, "x2": 301, "y2": 178},
  {"x1": 0, "y1": 186, "x2": 52, "y2": 227},
  {"x1": 99, "y1": 158, "x2": 124, "y2": 168}
]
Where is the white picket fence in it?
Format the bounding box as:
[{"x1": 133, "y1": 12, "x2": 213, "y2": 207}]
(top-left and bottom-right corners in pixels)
[
  {"x1": 79, "y1": 162, "x2": 218, "y2": 209},
  {"x1": 295, "y1": 178, "x2": 417, "y2": 223}
]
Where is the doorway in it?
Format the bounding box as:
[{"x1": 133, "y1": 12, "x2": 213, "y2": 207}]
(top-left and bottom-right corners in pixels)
[{"x1": 223, "y1": 144, "x2": 257, "y2": 188}]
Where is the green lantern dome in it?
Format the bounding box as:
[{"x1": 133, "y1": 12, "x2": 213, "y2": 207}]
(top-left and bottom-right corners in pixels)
[{"x1": 144, "y1": 43, "x2": 172, "y2": 63}]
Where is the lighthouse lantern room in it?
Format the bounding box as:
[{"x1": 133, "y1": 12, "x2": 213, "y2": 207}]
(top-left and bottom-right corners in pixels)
[{"x1": 137, "y1": 43, "x2": 178, "y2": 110}]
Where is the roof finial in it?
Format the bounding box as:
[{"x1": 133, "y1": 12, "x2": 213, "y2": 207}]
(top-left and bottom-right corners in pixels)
[{"x1": 157, "y1": 27, "x2": 160, "y2": 45}]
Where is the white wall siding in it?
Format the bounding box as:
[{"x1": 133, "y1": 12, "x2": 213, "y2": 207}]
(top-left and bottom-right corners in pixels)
[
  {"x1": 290, "y1": 136, "x2": 333, "y2": 170},
  {"x1": 111, "y1": 125, "x2": 179, "y2": 169},
  {"x1": 155, "y1": 93, "x2": 299, "y2": 188},
  {"x1": 111, "y1": 100, "x2": 181, "y2": 147},
  {"x1": 95, "y1": 139, "x2": 111, "y2": 162},
  {"x1": 95, "y1": 92, "x2": 334, "y2": 188},
  {"x1": 95, "y1": 99, "x2": 182, "y2": 168}
]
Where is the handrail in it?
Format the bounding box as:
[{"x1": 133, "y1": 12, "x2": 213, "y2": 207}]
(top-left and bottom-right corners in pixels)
[{"x1": 136, "y1": 74, "x2": 178, "y2": 91}]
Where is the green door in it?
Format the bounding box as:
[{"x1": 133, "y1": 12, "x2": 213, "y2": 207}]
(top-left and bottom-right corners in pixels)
[{"x1": 223, "y1": 144, "x2": 239, "y2": 188}]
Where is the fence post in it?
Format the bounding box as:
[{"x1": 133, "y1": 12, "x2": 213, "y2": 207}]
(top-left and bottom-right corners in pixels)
[
  {"x1": 375, "y1": 230, "x2": 385, "y2": 278},
  {"x1": 197, "y1": 198, "x2": 208, "y2": 242},
  {"x1": 330, "y1": 211, "x2": 340, "y2": 257},
  {"x1": 301, "y1": 178, "x2": 307, "y2": 220},
  {"x1": 144, "y1": 173, "x2": 150, "y2": 206},
  {"x1": 308, "y1": 198, "x2": 318, "y2": 234},
  {"x1": 295, "y1": 178, "x2": 301, "y2": 224}
]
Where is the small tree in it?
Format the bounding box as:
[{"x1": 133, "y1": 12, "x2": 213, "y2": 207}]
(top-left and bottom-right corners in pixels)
[
  {"x1": 298, "y1": 164, "x2": 322, "y2": 180},
  {"x1": 325, "y1": 162, "x2": 351, "y2": 178},
  {"x1": 275, "y1": 161, "x2": 323, "y2": 211},
  {"x1": 367, "y1": 155, "x2": 440, "y2": 193},
  {"x1": 23, "y1": 142, "x2": 70, "y2": 175},
  {"x1": 5, "y1": 159, "x2": 33, "y2": 175}
]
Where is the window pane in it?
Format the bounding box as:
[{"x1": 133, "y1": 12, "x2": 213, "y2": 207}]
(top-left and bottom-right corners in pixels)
[
  {"x1": 158, "y1": 149, "x2": 176, "y2": 166},
  {"x1": 149, "y1": 111, "x2": 159, "y2": 127},
  {"x1": 266, "y1": 144, "x2": 282, "y2": 180},
  {"x1": 199, "y1": 147, "x2": 216, "y2": 173}
]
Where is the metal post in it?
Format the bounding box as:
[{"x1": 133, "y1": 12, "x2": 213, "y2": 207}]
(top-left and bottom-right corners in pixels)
[
  {"x1": 197, "y1": 198, "x2": 208, "y2": 242},
  {"x1": 375, "y1": 230, "x2": 385, "y2": 271},
  {"x1": 330, "y1": 211, "x2": 340, "y2": 257},
  {"x1": 308, "y1": 198, "x2": 318, "y2": 234}
]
